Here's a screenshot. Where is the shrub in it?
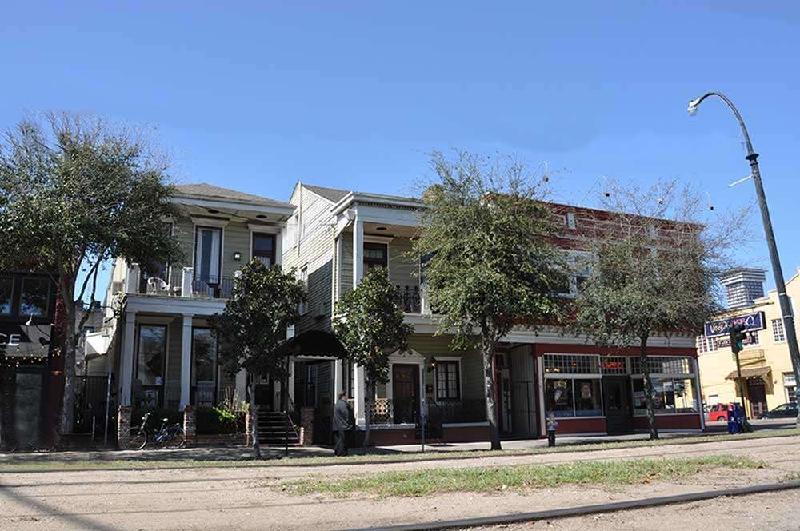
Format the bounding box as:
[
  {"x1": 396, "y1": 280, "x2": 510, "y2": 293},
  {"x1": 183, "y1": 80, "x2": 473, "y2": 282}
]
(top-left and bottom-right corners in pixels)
[{"x1": 196, "y1": 406, "x2": 239, "y2": 435}]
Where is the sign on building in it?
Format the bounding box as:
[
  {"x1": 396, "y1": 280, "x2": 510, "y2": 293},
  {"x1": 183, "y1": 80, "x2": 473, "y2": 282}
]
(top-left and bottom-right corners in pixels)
[{"x1": 704, "y1": 312, "x2": 766, "y2": 337}]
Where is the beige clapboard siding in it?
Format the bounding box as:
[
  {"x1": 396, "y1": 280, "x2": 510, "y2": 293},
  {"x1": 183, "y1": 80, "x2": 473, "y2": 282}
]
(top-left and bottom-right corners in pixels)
[
  {"x1": 285, "y1": 185, "x2": 337, "y2": 334},
  {"x1": 387, "y1": 236, "x2": 419, "y2": 290},
  {"x1": 169, "y1": 218, "x2": 253, "y2": 280}
]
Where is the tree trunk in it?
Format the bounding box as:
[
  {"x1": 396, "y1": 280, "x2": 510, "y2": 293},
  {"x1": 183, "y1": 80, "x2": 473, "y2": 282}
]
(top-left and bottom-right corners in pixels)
[
  {"x1": 640, "y1": 336, "x2": 659, "y2": 440},
  {"x1": 250, "y1": 380, "x2": 261, "y2": 459},
  {"x1": 481, "y1": 336, "x2": 502, "y2": 450},
  {"x1": 363, "y1": 378, "x2": 373, "y2": 449},
  {"x1": 59, "y1": 279, "x2": 77, "y2": 436}
]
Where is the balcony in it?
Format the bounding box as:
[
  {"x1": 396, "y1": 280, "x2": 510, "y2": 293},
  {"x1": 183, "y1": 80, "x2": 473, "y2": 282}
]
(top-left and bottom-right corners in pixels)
[
  {"x1": 125, "y1": 264, "x2": 235, "y2": 300},
  {"x1": 395, "y1": 284, "x2": 422, "y2": 314}
]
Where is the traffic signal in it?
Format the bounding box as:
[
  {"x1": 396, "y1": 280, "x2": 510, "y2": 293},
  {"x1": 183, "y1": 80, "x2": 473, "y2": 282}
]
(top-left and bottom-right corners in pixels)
[{"x1": 730, "y1": 324, "x2": 747, "y2": 354}]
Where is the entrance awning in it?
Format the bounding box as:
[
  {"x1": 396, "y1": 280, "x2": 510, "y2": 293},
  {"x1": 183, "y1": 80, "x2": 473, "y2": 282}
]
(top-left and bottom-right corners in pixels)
[
  {"x1": 276, "y1": 330, "x2": 347, "y2": 358},
  {"x1": 725, "y1": 366, "x2": 771, "y2": 380}
]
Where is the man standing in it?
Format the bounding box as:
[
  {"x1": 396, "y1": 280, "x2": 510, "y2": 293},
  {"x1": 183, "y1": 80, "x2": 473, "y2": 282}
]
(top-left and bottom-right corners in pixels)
[{"x1": 333, "y1": 392, "x2": 351, "y2": 456}]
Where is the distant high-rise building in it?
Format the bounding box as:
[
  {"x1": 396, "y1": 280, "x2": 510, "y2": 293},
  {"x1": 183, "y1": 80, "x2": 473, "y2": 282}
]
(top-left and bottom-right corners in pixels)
[{"x1": 721, "y1": 268, "x2": 767, "y2": 309}]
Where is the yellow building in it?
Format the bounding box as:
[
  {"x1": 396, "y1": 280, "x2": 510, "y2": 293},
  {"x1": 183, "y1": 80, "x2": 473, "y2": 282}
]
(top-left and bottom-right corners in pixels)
[{"x1": 698, "y1": 269, "x2": 799, "y2": 418}]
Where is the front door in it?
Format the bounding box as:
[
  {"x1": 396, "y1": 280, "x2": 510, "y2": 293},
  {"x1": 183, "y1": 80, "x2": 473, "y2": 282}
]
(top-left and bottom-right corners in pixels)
[
  {"x1": 748, "y1": 379, "x2": 768, "y2": 418},
  {"x1": 603, "y1": 376, "x2": 633, "y2": 435},
  {"x1": 392, "y1": 364, "x2": 420, "y2": 424}
]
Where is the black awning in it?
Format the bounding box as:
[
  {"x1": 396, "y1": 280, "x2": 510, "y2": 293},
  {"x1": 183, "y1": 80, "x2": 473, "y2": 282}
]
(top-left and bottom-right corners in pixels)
[{"x1": 277, "y1": 329, "x2": 347, "y2": 359}]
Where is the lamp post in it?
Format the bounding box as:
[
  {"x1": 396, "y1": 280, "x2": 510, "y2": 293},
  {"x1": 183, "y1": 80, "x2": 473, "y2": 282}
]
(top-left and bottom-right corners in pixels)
[{"x1": 688, "y1": 91, "x2": 800, "y2": 424}]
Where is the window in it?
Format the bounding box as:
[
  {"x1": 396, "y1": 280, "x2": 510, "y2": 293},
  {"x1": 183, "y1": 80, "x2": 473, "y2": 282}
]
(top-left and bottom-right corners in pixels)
[
  {"x1": 633, "y1": 377, "x2": 698, "y2": 413},
  {"x1": 574, "y1": 379, "x2": 602, "y2": 416},
  {"x1": 772, "y1": 319, "x2": 786, "y2": 342},
  {"x1": 435, "y1": 360, "x2": 460, "y2": 400},
  {"x1": 195, "y1": 227, "x2": 222, "y2": 284},
  {"x1": 630, "y1": 356, "x2": 691, "y2": 375},
  {"x1": 20, "y1": 277, "x2": 50, "y2": 317},
  {"x1": 298, "y1": 267, "x2": 308, "y2": 315},
  {"x1": 545, "y1": 379, "x2": 574, "y2": 417},
  {"x1": 566, "y1": 212, "x2": 577, "y2": 229},
  {"x1": 137, "y1": 325, "x2": 166, "y2": 387},
  {"x1": 784, "y1": 373, "x2": 797, "y2": 404},
  {"x1": 544, "y1": 354, "x2": 600, "y2": 375},
  {"x1": 252, "y1": 233, "x2": 276, "y2": 267},
  {"x1": 0, "y1": 276, "x2": 12, "y2": 315},
  {"x1": 363, "y1": 242, "x2": 388, "y2": 274}
]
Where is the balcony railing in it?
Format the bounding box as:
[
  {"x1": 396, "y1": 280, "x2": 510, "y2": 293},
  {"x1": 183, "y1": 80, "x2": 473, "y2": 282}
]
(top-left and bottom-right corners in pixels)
[
  {"x1": 395, "y1": 284, "x2": 421, "y2": 313},
  {"x1": 126, "y1": 264, "x2": 235, "y2": 300}
]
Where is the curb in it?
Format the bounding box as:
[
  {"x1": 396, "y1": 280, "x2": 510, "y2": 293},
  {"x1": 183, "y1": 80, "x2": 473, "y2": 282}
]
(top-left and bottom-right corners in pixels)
[{"x1": 354, "y1": 480, "x2": 800, "y2": 531}]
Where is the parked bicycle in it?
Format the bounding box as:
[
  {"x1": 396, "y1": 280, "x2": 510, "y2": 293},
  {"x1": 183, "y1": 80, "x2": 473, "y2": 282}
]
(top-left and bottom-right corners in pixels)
[{"x1": 128, "y1": 413, "x2": 186, "y2": 449}]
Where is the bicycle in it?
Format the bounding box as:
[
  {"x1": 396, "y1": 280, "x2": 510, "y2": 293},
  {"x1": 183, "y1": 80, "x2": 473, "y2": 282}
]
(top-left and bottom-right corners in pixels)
[{"x1": 128, "y1": 413, "x2": 186, "y2": 449}]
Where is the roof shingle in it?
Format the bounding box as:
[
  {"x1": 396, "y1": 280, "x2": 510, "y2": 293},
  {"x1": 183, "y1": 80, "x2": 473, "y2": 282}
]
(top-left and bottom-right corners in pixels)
[{"x1": 174, "y1": 183, "x2": 292, "y2": 208}]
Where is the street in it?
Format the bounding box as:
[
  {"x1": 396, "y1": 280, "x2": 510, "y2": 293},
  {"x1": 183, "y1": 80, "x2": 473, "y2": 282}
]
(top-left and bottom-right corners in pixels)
[{"x1": 2, "y1": 434, "x2": 799, "y2": 530}]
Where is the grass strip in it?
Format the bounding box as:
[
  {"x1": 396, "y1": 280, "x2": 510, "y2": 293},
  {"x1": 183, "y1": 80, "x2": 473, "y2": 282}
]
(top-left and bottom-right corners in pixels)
[
  {"x1": 287, "y1": 455, "x2": 764, "y2": 497},
  {"x1": 1, "y1": 428, "x2": 796, "y2": 473}
]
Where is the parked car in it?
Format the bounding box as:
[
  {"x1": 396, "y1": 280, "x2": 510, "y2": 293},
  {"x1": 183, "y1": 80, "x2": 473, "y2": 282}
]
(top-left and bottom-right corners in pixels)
[
  {"x1": 759, "y1": 403, "x2": 798, "y2": 419},
  {"x1": 707, "y1": 403, "x2": 730, "y2": 422}
]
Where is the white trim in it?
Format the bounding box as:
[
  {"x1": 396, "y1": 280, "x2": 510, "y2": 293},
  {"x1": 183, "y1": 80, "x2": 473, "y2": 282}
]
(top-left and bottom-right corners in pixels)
[
  {"x1": 363, "y1": 234, "x2": 394, "y2": 244},
  {"x1": 247, "y1": 223, "x2": 281, "y2": 234},
  {"x1": 191, "y1": 217, "x2": 229, "y2": 228},
  {"x1": 172, "y1": 196, "x2": 295, "y2": 218}
]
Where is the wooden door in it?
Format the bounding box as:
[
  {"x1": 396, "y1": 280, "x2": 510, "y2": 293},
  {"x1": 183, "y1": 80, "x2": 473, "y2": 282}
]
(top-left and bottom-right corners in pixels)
[{"x1": 392, "y1": 364, "x2": 420, "y2": 424}]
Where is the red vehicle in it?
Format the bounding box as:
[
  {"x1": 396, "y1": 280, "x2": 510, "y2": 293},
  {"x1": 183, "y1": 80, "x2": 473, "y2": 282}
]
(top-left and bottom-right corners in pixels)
[{"x1": 707, "y1": 403, "x2": 730, "y2": 422}]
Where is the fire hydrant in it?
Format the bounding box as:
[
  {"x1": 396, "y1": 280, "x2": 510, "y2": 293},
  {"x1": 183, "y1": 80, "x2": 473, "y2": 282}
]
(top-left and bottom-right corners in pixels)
[{"x1": 547, "y1": 415, "x2": 558, "y2": 447}]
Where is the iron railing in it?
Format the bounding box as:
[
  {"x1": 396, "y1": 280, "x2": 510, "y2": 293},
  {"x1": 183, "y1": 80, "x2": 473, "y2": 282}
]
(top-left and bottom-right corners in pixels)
[{"x1": 395, "y1": 284, "x2": 421, "y2": 313}]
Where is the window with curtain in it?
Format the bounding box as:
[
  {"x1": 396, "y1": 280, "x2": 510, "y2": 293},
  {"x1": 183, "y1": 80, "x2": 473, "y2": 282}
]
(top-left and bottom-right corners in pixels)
[
  {"x1": 435, "y1": 360, "x2": 460, "y2": 400},
  {"x1": 195, "y1": 227, "x2": 222, "y2": 283},
  {"x1": 192, "y1": 328, "x2": 217, "y2": 384},
  {"x1": 363, "y1": 242, "x2": 388, "y2": 274},
  {"x1": 252, "y1": 232, "x2": 275, "y2": 267}
]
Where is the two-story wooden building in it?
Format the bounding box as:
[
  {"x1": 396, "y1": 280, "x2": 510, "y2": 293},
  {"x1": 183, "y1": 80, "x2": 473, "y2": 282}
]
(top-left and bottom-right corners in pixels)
[
  {"x1": 284, "y1": 183, "x2": 704, "y2": 445},
  {"x1": 99, "y1": 183, "x2": 295, "y2": 444}
]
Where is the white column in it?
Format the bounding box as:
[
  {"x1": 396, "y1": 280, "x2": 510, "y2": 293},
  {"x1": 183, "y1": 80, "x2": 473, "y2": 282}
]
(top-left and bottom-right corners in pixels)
[
  {"x1": 353, "y1": 216, "x2": 364, "y2": 287},
  {"x1": 333, "y1": 359, "x2": 343, "y2": 396},
  {"x1": 125, "y1": 263, "x2": 140, "y2": 294},
  {"x1": 692, "y1": 357, "x2": 706, "y2": 431},
  {"x1": 275, "y1": 227, "x2": 284, "y2": 267},
  {"x1": 180, "y1": 313, "x2": 193, "y2": 411},
  {"x1": 119, "y1": 311, "x2": 136, "y2": 406},
  {"x1": 354, "y1": 364, "x2": 366, "y2": 426}
]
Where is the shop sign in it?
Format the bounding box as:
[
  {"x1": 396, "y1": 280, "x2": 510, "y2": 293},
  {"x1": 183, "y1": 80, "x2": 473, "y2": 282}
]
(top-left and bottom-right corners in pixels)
[
  {"x1": 704, "y1": 312, "x2": 765, "y2": 337},
  {"x1": 0, "y1": 323, "x2": 50, "y2": 357},
  {"x1": 601, "y1": 360, "x2": 625, "y2": 371}
]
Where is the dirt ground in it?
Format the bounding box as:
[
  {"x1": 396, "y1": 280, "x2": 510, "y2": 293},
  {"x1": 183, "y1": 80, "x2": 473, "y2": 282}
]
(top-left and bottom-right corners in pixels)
[
  {"x1": 1, "y1": 435, "x2": 799, "y2": 530},
  {"x1": 475, "y1": 490, "x2": 800, "y2": 530}
]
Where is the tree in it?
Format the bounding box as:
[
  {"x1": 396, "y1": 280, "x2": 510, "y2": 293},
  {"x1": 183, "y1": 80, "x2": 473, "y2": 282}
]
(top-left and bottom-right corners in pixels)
[
  {"x1": 573, "y1": 180, "x2": 740, "y2": 440},
  {"x1": 209, "y1": 259, "x2": 305, "y2": 459},
  {"x1": 0, "y1": 113, "x2": 182, "y2": 435},
  {"x1": 333, "y1": 268, "x2": 412, "y2": 448},
  {"x1": 411, "y1": 151, "x2": 565, "y2": 450}
]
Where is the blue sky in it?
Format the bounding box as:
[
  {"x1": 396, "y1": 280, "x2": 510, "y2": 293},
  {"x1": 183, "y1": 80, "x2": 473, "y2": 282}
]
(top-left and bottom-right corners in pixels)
[{"x1": 2, "y1": 1, "x2": 799, "y2": 293}]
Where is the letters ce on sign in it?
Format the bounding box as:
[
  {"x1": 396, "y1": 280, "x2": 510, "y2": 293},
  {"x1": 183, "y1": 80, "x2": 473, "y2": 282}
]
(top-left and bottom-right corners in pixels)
[
  {"x1": 704, "y1": 312, "x2": 766, "y2": 338},
  {"x1": 0, "y1": 324, "x2": 49, "y2": 357}
]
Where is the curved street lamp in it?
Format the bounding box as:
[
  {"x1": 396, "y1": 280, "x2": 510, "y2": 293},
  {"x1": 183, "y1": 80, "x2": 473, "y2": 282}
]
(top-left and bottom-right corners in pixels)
[{"x1": 688, "y1": 92, "x2": 800, "y2": 422}]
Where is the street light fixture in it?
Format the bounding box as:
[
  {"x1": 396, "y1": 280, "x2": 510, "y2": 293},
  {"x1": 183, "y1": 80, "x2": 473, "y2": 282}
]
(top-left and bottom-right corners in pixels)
[{"x1": 688, "y1": 91, "x2": 800, "y2": 423}]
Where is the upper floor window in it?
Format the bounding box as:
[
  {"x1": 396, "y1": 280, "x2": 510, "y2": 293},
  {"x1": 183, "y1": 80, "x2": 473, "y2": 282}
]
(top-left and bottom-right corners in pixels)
[
  {"x1": 195, "y1": 227, "x2": 222, "y2": 284},
  {"x1": 773, "y1": 319, "x2": 786, "y2": 342},
  {"x1": 0, "y1": 276, "x2": 12, "y2": 315},
  {"x1": 252, "y1": 233, "x2": 276, "y2": 267},
  {"x1": 21, "y1": 277, "x2": 50, "y2": 317},
  {"x1": 565, "y1": 212, "x2": 577, "y2": 230},
  {"x1": 363, "y1": 242, "x2": 388, "y2": 274},
  {"x1": 141, "y1": 222, "x2": 173, "y2": 291}
]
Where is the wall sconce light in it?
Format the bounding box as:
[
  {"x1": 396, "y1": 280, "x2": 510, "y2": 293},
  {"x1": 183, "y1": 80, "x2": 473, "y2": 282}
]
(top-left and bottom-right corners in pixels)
[{"x1": 233, "y1": 252, "x2": 242, "y2": 262}]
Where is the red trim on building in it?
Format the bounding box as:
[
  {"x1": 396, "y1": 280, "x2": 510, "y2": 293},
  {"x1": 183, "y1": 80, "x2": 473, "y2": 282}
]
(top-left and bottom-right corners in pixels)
[
  {"x1": 633, "y1": 414, "x2": 701, "y2": 430},
  {"x1": 529, "y1": 343, "x2": 697, "y2": 358},
  {"x1": 553, "y1": 417, "x2": 607, "y2": 434}
]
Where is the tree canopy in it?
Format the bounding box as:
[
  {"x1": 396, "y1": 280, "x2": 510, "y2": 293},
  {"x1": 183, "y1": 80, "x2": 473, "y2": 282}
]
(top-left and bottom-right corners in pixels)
[
  {"x1": 412, "y1": 151, "x2": 565, "y2": 449},
  {"x1": 333, "y1": 267, "x2": 412, "y2": 446},
  {"x1": 0, "y1": 112, "x2": 182, "y2": 433}
]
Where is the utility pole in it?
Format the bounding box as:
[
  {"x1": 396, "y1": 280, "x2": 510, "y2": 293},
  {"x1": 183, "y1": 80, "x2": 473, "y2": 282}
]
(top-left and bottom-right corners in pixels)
[{"x1": 689, "y1": 92, "x2": 800, "y2": 425}]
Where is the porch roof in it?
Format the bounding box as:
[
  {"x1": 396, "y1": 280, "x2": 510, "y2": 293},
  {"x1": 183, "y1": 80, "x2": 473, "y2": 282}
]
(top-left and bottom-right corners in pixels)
[{"x1": 725, "y1": 366, "x2": 771, "y2": 380}]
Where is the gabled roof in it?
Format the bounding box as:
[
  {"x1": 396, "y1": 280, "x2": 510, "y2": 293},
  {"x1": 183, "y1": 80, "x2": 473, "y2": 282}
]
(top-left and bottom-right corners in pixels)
[
  {"x1": 304, "y1": 184, "x2": 351, "y2": 203},
  {"x1": 174, "y1": 183, "x2": 293, "y2": 209}
]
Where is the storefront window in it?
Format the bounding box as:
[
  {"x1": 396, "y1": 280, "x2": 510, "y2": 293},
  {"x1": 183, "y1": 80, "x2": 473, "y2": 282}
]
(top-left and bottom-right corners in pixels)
[
  {"x1": 545, "y1": 379, "x2": 574, "y2": 417},
  {"x1": 574, "y1": 379, "x2": 603, "y2": 416},
  {"x1": 20, "y1": 278, "x2": 50, "y2": 317},
  {"x1": 137, "y1": 325, "x2": 166, "y2": 386},
  {"x1": 632, "y1": 377, "x2": 698, "y2": 413},
  {"x1": 0, "y1": 276, "x2": 12, "y2": 315}
]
